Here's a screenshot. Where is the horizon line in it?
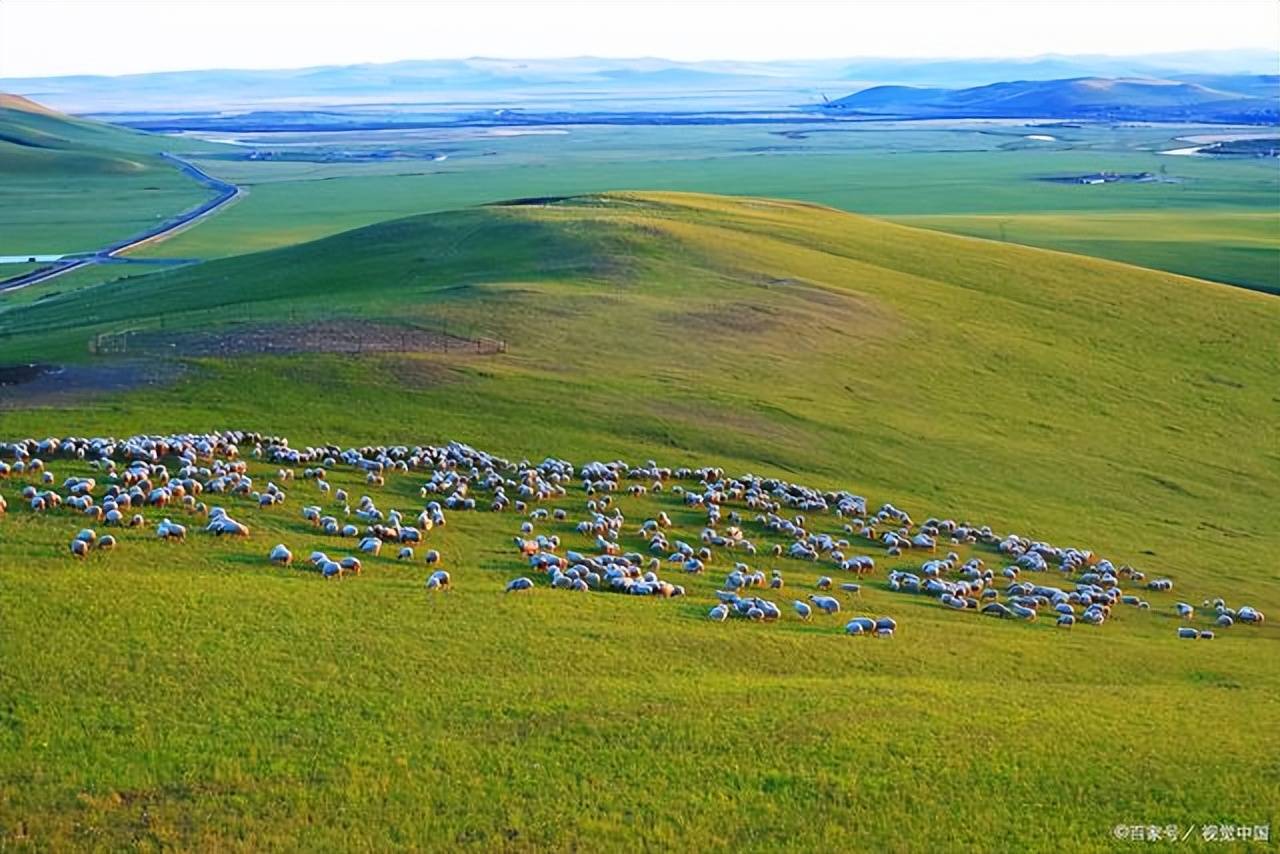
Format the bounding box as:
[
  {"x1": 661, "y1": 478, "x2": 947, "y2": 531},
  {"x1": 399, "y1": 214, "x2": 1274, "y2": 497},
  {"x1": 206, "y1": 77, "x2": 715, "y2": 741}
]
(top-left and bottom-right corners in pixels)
[{"x1": 2, "y1": 46, "x2": 1278, "y2": 82}]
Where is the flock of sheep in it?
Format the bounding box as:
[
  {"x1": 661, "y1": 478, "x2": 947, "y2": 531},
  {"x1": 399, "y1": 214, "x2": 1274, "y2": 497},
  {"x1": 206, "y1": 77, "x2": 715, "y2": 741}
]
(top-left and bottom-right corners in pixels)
[{"x1": 0, "y1": 429, "x2": 1267, "y2": 642}]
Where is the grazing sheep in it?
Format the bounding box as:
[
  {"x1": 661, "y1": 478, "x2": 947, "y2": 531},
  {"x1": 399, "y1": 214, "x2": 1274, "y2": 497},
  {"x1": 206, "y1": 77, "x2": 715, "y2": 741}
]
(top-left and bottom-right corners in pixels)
[
  {"x1": 1237, "y1": 606, "x2": 1265, "y2": 624},
  {"x1": 398, "y1": 547, "x2": 415, "y2": 560},
  {"x1": 808, "y1": 595, "x2": 841, "y2": 615},
  {"x1": 708, "y1": 604, "x2": 729, "y2": 622},
  {"x1": 1177, "y1": 627, "x2": 1199, "y2": 639},
  {"x1": 792, "y1": 600, "x2": 812, "y2": 621},
  {"x1": 156, "y1": 519, "x2": 186, "y2": 541},
  {"x1": 506, "y1": 576, "x2": 535, "y2": 593},
  {"x1": 269, "y1": 543, "x2": 293, "y2": 566},
  {"x1": 425, "y1": 570, "x2": 451, "y2": 590},
  {"x1": 815, "y1": 576, "x2": 832, "y2": 591},
  {"x1": 70, "y1": 538, "x2": 90, "y2": 558}
]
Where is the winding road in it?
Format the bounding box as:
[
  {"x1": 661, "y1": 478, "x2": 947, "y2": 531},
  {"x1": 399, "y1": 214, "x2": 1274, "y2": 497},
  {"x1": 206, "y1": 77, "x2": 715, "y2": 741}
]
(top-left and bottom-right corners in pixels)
[{"x1": 0, "y1": 154, "x2": 241, "y2": 293}]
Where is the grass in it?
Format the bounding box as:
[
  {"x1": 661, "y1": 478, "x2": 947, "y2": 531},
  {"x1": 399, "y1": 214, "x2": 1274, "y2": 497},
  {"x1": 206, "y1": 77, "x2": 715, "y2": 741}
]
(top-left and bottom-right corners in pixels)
[
  {"x1": 119, "y1": 122, "x2": 1280, "y2": 292},
  {"x1": 0, "y1": 192, "x2": 1277, "y2": 848},
  {"x1": 0, "y1": 101, "x2": 228, "y2": 256},
  {"x1": 898, "y1": 210, "x2": 1280, "y2": 294}
]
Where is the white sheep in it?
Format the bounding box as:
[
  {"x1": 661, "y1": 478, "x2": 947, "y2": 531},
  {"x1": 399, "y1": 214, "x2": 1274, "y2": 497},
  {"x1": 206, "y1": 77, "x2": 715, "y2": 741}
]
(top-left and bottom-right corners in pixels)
[{"x1": 808, "y1": 595, "x2": 840, "y2": 615}]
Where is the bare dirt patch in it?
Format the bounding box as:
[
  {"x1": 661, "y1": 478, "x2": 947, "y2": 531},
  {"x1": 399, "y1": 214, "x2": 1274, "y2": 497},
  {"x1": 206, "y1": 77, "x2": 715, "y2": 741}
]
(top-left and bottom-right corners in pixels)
[
  {"x1": 98, "y1": 321, "x2": 506, "y2": 358},
  {"x1": 0, "y1": 360, "x2": 187, "y2": 410}
]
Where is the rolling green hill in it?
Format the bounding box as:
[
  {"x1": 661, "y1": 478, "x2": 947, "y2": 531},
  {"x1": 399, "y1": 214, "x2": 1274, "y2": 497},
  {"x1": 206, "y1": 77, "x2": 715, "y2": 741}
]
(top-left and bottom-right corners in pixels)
[
  {"x1": 0, "y1": 193, "x2": 1277, "y2": 849},
  {"x1": 0, "y1": 94, "x2": 224, "y2": 255}
]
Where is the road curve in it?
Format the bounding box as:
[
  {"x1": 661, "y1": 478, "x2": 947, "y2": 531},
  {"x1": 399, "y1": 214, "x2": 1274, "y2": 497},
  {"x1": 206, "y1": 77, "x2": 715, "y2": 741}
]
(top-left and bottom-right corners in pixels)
[{"x1": 0, "y1": 154, "x2": 241, "y2": 293}]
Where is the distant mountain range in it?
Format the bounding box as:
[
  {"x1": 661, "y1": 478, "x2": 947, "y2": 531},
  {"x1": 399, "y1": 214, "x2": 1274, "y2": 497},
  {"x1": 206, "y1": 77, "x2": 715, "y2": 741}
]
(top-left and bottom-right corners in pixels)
[
  {"x1": 0, "y1": 50, "x2": 1276, "y2": 114},
  {"x1": 821, "y1": 76, "x2": 1280, "y2": 123}
]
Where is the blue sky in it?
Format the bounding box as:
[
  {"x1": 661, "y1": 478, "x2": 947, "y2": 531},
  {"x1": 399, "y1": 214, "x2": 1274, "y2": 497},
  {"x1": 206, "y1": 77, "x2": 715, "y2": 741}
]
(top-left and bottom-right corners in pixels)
[{"x1": 1, "y1": 0, "x2": 1277, "y2": 77}]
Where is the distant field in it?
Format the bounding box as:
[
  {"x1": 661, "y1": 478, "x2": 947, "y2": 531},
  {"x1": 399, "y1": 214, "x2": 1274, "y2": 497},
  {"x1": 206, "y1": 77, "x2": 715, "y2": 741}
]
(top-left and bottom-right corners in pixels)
[
  {"x1": 0, "y1": 101, "x2": 230, "y2": 256},
  {"x1": 898, "y1": 210, "x2": 1280, "y2": 293},
  {"x1": 125, "y1": 122, "x2": 1280, "y2": 291},
  {"x1": 0, "y1": 172, "x2": 210, "y2": 257},
  {"x1": 1, "y1": 194, "x2": 1276, "y2": 849}
]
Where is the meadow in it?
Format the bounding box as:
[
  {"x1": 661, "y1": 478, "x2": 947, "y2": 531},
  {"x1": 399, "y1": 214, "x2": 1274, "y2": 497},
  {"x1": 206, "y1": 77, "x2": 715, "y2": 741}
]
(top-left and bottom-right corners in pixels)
[
  {"x1": 0, "y1": 99, "x2": 226, "y2": 257},
  {"x1": 123, "y1": 121, "x2": 1280, "y2": 292},
  {"x1": 1, "y1": 193, "x2": 1277, "y2": 849}
]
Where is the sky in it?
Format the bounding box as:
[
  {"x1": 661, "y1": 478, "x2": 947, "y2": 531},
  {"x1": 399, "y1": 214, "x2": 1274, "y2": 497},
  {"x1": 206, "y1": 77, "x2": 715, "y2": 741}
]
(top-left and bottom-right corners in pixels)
[{"x1": 1, "y1": 0, "x2": 1277, "y2": 78}]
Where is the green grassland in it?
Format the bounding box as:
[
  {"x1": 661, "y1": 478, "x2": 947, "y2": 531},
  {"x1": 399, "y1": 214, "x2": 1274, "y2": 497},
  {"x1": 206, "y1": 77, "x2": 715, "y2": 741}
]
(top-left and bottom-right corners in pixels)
[
  {"x1": 0, "y1": 100, "x2": 227, "y2": 256},
  {"x1": 120, "y1": 122, "x2": 1280, "y2": 292},
  {"x1": 898, "y1": 210, "x2": 1280, "y2": 293},
  {"x1": 1, "y1": 193, "x2": 1277, "y2": 849}
]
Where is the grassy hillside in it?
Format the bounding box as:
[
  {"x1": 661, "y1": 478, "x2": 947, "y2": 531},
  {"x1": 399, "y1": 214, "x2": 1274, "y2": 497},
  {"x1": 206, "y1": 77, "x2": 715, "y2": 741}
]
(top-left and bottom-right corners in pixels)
[
  {"x1": 122, "y1": 125, "x2": 1280, "y2": 292},
  {"x1": 0, "y1": 95, "x2": 222, "y2": 255},
  {"x1": 899, "y1": 209, "x2": 1280, "y2": 293},
  {"x1": 1, "y1": 194, "x2": 1277, "y2": 849}
]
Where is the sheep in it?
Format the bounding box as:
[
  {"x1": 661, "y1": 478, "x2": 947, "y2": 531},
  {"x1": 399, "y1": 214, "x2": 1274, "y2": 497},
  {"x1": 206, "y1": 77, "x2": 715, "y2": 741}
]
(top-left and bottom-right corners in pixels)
[
  {"x1": 808, "y1": 595, "x2": 841, "y2": 615},
  {"x1": 424, "y1": 549, "x2": 441, "y2": 565},
  {"x1": 156, "y1": 519, "x2": 186, "y2": 541},
  {"x1": 70, "y1": 538, "x2": 90, "y2": 558},
  {"x1": 708, "y1": 604, "x2": 729, "y2": 622},
  {"x1": 506, "y1": 576, "x2": 534, "y2": 593},
  {"x1": 269, "y1": 544, "x2": 293, "y2": 566},
  {"x1": 1177, "y1": 627, "x2": 1199, "y2": 639},
  {"x1": 1237, "y1": 606, "x2": 1265, "y2": 624},
  {"x1": 792, "y1": 600, "x2": 812, "y2": 621},
  {"x1": 75, "y1": 528, "x2": 97, "y2": 544},
  {"x1": 339, "y1": 556, "x2": 362, "y2": 575},
  {"x1": 1176, "y1": 602, "x2": 1194, "y2": 619},
  {"x1": 425, "y1": 570, "x2": 451, "y2": 590},
  {"x1": 815, "y1": 576, "x2": 833, "y2": 591},
  {"x1": 1009, "y1": 603, "x2": 1037, "y2": 622},
  {"x1": 398, "y1": 547, "x2": 415, "y2": 560}
]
